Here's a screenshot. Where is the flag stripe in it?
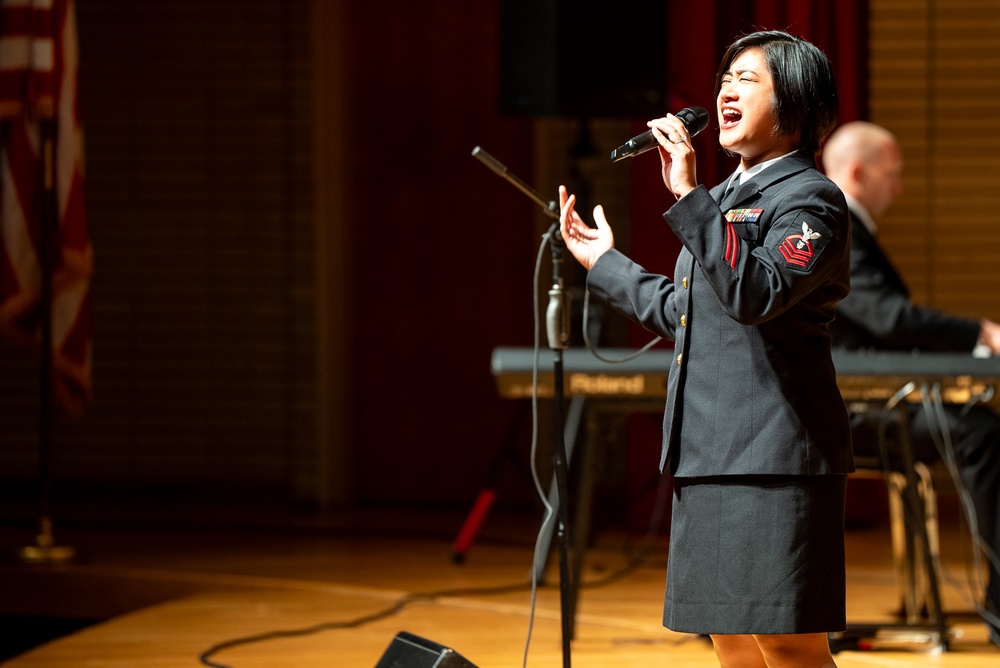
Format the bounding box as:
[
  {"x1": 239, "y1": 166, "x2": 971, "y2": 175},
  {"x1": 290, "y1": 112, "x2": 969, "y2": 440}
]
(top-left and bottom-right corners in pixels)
[
  {"x1": 0, "y1": 0, "x2": 92, "y2": 415},
  {"x1": 0, "y1": 2, "x2": 58, "y2": 114}
]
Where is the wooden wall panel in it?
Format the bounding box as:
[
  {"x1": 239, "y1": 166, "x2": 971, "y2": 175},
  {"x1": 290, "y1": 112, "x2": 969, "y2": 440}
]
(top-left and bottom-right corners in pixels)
[{"x1": 869, "y1": 0, "x2": 1000, "y2": 321}]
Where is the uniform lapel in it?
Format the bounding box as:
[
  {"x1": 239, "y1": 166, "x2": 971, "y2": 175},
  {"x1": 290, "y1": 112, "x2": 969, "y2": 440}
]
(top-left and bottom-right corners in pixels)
[{"x1": 718, "y1": 149, "x2": 816, "y2": 211}]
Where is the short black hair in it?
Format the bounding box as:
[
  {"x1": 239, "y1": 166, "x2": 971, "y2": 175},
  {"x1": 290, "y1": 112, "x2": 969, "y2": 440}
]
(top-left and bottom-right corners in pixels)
[{"x1": 716, "y1": 30, "x2": 838, "y2": 154}]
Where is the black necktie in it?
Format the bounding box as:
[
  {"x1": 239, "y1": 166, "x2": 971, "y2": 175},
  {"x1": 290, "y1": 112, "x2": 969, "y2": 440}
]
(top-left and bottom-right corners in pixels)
[{"x1": 720, "y1": 179, "x2": 740, "y2": 211}]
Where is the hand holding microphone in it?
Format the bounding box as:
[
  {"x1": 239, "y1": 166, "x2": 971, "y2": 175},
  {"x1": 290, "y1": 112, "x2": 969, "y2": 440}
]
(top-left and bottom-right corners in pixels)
[
  {"x1": 610, "y1": 106, "x2": 710, "y2": 162},
  {"x1": 612, "y1": 106, "x2": 709, "y2": 200}
]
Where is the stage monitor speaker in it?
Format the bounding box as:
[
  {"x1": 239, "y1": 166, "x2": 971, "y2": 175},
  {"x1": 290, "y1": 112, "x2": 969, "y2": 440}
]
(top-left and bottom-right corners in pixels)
[
  {"x1": 374, "y1": 631, "x2": 479, "y2": 668},
  {"x1": 499, "y1": 0, "x2": 667, "y2": 118}
]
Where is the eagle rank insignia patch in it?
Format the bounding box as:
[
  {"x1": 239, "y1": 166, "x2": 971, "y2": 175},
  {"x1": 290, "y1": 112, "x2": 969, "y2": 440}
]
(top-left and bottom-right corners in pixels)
[{"x1": 779, "y1": 221, "x2": 823, "y2": 268}]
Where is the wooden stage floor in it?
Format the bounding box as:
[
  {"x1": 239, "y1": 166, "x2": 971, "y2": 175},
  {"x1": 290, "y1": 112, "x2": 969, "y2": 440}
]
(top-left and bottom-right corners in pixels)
[{"x1": 1, "y1": 501, "x2": 999, "y2": 667}]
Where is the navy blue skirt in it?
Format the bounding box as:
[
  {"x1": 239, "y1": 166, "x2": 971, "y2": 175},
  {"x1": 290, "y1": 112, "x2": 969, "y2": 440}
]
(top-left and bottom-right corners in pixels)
[{"x1": 663, "y1": 474, "x2": 847, "y2": 635}]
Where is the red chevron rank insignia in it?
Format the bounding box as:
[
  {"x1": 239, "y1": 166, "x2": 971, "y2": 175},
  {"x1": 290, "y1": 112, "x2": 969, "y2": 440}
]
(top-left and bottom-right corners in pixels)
[{"x1": 779, "y1": 221, "x2": 822, "y2": 267}]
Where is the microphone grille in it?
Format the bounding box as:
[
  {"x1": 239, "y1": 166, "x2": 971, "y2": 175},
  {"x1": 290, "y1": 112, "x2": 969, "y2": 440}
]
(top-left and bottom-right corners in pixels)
[{"x1": 676, "y1": 106, "x2": 710, "y2": 137}]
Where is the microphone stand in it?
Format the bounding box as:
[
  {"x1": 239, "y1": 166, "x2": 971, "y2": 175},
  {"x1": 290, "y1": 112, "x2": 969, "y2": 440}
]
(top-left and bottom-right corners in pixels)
[{"x1": 472, "y1": 146, "x2": 574, "y2": 668}]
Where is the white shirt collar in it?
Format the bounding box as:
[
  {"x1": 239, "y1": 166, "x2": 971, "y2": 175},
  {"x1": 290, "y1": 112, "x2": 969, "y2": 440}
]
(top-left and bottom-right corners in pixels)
[
  {"x1": 726, "y1": 150, "x2": 799, "y2": 190},
  {"x1": 843, "y1": 193, "x2": 877, "y2": 235}
]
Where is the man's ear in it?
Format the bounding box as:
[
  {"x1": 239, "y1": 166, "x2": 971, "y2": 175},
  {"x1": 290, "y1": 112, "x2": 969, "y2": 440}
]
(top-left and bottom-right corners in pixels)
[{"x1": 849, "y1": 160, "x2": 866, "y2": 184}]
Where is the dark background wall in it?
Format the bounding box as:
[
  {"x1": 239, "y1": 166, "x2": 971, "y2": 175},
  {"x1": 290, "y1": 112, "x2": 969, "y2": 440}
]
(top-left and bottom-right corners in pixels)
[
  {"x1": 0, "y1": 0, "x2": 867, "y2": 519},
  {"x1": 0, "y1": 0, "x2": 323, "y2": 507}
]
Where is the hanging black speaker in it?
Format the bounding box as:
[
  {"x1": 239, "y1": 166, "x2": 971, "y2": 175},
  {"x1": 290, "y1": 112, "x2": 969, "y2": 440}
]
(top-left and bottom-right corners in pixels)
[
  {"x1": 374, "y1": 631, "x2": 479, "y2": 668},
  {"x1": 499, "y1": 0, "x2": 667, "y2": 118}
]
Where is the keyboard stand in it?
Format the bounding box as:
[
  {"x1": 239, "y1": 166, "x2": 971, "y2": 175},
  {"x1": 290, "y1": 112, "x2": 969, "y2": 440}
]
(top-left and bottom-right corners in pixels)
[{"x1": 831, "y1": 400, "x2": 951, "y2": 654}]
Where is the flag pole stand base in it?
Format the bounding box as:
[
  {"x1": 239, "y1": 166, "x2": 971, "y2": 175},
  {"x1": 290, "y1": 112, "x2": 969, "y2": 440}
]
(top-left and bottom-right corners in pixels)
[
  {"x1": 17, "y1": 543, "x2": 78, "y2": 564},
  {"x1": 15, "y1": 516, "x2": 79, "y2": 564}
]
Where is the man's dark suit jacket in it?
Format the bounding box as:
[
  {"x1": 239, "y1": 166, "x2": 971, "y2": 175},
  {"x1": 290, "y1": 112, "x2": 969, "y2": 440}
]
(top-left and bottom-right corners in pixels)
[
  {"x1": 587, "y1": 150, "x2": 855, "y2": 477},
  {"x1": 831, "y1": 203, "x2": 980, "y2": 352}
]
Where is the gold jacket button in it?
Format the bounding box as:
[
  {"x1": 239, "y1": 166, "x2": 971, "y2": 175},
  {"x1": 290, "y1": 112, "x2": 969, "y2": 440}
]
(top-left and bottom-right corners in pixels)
[
  {"x1": 682, "y1": 276, "x2": 688, "y2": 289},
  {"x1": 676, "y1": 354, "x2": 683, "y2": 365},
  {"x1": 680, "y1": 314, "x2": 687, "y2": 327}
]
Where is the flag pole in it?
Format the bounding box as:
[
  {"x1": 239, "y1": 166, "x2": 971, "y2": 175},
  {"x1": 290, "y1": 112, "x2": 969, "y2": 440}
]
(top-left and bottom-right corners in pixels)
[{"x1": 18, "y1": 116, "x2": 76, "y2": 564}]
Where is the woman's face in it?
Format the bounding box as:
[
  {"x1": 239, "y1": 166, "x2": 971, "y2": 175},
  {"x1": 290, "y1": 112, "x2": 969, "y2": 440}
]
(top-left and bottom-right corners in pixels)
[{"x1": 717, "y1": 47, "x2": 796, "y2": 167}]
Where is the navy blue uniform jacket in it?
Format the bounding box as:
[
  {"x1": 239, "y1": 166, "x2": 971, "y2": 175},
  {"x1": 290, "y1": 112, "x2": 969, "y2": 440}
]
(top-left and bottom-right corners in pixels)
[{"x1": 587, "y1": 150, "x2": 855, "y2": 477}]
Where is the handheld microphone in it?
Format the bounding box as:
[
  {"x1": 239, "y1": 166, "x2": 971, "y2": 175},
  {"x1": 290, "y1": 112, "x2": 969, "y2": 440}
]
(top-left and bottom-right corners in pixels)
[{"x1": 610, "y1": 106, "x2": 710, "y2": 162}]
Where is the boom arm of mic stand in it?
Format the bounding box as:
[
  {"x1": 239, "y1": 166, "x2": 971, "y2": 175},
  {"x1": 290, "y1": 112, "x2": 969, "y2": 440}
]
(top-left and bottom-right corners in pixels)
[
  {"x1": 471, "y1": 146, "x2": 569, "y2": 348},
  {"x1": 471, "y1": 146, "x2": 559, "y2": 220}
]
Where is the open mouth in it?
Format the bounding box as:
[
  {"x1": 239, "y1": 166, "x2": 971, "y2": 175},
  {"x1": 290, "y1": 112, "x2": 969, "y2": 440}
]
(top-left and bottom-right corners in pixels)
[{"x1": 721, "y1": 108, "x2": 741, "y2": 130}]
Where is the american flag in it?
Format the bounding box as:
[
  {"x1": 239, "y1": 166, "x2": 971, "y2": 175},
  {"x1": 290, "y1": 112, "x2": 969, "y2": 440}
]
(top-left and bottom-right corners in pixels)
[{"x1": 0, "y1": 0, "x2": 91, "y2": 415}]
